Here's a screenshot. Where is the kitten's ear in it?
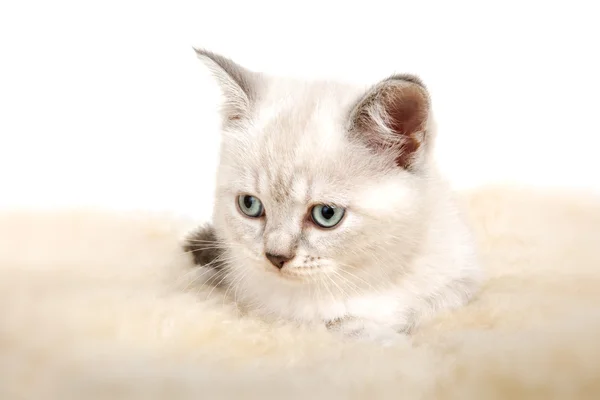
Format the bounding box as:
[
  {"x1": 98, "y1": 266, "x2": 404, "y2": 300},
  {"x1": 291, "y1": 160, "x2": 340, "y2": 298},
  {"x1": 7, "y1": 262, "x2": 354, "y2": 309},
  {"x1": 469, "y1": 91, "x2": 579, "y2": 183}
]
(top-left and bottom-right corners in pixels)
[
  {"x1": 349, "y1": 75, "x2": 431, "y2": 170},
  {"x1": 194, "y1": 48, "x2": 258, "y2": 123}
]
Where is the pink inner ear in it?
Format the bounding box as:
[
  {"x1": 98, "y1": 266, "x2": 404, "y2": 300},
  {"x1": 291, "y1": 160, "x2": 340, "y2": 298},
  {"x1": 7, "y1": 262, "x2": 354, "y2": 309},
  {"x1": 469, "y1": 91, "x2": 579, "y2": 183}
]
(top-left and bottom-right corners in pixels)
[
  {"x1": 379, "y1": 83, "x2": 429, "y2": 169},
  {"x1": 383, "y1": 84, "x2": 428, "y2": 138},
  {"x1": 381, "y1": 83, "x2": 429, "y2": 169},
  {"x1": 351, "y1": 79, "x2": 430, "y2": 170}
]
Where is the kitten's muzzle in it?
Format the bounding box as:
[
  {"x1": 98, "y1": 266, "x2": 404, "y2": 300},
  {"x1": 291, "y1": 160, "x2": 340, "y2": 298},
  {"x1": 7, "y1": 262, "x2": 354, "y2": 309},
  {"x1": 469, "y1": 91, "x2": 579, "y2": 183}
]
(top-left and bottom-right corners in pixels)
[{"x1": 265, "y1": 252, "x2": 294, "y2": 269}]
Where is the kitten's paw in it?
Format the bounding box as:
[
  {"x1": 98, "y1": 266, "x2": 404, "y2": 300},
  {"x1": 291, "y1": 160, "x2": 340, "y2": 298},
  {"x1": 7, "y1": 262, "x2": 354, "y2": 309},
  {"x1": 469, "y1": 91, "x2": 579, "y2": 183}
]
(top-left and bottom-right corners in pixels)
[{"x1": 326, "y1": 318, "x2": 406, "y2": 347}]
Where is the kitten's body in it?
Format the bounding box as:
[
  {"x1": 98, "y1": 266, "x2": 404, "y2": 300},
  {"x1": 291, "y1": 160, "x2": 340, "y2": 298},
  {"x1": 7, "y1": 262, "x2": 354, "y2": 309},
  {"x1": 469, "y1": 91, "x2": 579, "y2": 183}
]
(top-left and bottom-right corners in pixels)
[{"x1": 185, "y1": 50, "x2": 481, "y2": 343}]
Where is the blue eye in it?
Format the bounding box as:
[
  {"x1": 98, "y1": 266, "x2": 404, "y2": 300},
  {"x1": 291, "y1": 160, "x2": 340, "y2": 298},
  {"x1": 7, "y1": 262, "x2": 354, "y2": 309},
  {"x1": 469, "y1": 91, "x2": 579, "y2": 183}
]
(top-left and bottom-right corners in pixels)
[
  {"x1": 237, "y1": 194, "x2": 264, "y2": 218},
  {"x1": 311, "y1": 204, "x2": 345, "y2": 228}
]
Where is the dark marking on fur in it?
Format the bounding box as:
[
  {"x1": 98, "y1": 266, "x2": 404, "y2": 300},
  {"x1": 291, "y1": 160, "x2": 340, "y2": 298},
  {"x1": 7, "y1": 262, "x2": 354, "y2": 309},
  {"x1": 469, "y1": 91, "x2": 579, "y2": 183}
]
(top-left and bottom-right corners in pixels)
[
  {"x1": 270, "y1": 171, "x2": 293, "y2": 204},
  {"x1": 182, "y1": 224, "x2": 225, "y2": 271}
]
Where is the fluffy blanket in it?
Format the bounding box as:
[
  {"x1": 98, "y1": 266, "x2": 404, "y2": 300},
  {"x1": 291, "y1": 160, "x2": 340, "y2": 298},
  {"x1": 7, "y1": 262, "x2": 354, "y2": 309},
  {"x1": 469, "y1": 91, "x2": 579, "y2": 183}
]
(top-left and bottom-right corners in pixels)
[{"x1": 1, "y1": 186, "x2": 600, "y2": 399}]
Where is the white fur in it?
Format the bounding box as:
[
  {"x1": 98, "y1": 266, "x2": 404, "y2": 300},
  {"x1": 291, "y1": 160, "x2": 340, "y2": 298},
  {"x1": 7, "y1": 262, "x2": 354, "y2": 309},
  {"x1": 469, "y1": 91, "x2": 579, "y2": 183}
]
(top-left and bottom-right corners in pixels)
[{"x1": 199, "y1": 52, "x2": 482, "y2": 341}]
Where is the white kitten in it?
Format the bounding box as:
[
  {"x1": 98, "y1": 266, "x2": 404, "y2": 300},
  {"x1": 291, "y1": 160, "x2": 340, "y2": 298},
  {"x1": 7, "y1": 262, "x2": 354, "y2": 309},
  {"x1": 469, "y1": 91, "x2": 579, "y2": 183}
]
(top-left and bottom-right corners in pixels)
[{"x1": 184, "y1": 49, "x2": 482, "y2": 344}]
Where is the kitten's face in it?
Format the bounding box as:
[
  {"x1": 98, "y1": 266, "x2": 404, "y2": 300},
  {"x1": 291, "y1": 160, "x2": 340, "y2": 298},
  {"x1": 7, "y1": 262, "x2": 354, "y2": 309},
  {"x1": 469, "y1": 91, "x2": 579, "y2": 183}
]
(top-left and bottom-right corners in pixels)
[{"x1": 197, "y1": 49, "x2": 432, "y2": 291}]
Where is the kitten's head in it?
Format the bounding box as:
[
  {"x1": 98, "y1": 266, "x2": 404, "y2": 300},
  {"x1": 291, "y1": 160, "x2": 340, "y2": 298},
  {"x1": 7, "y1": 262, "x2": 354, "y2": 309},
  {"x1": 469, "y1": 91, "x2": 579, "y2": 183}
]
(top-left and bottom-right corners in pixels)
[{"x1": 196, "y1": 49, "x2": 436, "y2": 295}]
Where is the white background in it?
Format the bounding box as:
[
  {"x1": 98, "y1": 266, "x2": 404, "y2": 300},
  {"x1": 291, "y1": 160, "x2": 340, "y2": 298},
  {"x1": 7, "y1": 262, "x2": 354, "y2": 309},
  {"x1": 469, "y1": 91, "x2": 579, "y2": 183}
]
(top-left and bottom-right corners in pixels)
[{"x1": 1, "y1": 0, "x2": 598, "y2": 221}]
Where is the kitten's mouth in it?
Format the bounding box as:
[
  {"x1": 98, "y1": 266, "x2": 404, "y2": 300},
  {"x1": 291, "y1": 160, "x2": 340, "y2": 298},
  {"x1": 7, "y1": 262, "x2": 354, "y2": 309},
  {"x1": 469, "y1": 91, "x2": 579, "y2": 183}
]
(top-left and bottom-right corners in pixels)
[{"x1": 275, "y1": 265, "x2": 326, "y2": 281}]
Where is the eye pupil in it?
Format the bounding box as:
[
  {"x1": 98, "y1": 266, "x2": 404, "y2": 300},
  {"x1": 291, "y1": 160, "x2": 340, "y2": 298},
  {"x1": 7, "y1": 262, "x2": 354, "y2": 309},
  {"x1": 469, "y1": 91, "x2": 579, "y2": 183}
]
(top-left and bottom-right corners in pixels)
[
  {"x1": 321, "y1": 206, "x2": 334, "y2": 219},
  {"x1": 243, "y1": 195, "x2": 254, "y2": 209}
]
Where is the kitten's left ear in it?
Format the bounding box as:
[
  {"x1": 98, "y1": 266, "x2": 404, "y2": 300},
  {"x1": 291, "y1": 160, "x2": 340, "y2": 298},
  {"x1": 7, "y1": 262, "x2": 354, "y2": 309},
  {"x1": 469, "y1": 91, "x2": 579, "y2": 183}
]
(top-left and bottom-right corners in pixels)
[
  {"x1": 349, "y1": 75, "x2": 431, "y2": 171},
  {"x1": 194, "y1": 48, "x2": 258, "y2": 124}
]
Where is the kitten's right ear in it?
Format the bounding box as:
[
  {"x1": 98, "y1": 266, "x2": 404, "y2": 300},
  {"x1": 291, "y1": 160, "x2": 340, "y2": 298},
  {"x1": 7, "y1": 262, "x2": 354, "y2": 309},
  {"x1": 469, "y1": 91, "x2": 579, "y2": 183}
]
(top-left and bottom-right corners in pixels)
[
  {"x1": 348, "y1": 75, "x2": 431, "y2": 171},
  {"x1": 194, "y1": 48, "x2": 258, "y2": 123}
]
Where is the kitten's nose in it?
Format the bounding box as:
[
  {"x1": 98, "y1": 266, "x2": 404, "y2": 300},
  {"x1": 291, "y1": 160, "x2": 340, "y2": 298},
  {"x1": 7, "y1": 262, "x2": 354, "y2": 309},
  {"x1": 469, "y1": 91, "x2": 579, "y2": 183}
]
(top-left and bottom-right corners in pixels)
[{"x1": 265, "y1": 253, "x2": 293, "y2": 269}]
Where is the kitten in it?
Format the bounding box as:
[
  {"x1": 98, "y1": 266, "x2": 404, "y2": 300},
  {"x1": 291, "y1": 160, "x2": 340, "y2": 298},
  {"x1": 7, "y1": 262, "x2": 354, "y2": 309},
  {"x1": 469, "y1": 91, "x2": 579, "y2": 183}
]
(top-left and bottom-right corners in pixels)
[{"x1": 184, "y1": 49, "x2": 482, "y2": 344}]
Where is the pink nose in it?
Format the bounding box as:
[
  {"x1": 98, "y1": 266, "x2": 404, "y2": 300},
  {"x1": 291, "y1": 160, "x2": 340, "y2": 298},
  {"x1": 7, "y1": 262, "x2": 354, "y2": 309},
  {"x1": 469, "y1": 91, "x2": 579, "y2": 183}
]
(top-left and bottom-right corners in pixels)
[{"x1": 265, "y1": 253, "x2": 293, "y2": 269}]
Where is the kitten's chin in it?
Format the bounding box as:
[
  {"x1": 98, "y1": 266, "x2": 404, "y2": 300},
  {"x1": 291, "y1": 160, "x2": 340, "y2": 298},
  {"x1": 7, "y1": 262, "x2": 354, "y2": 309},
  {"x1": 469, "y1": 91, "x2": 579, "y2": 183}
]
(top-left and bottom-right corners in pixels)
[
  {"x1": 262, "y1": 264, "x2": 332, "y2": 283},
  {"x1": 280, "y1": 267, "x2": 323, "y2": 280}
]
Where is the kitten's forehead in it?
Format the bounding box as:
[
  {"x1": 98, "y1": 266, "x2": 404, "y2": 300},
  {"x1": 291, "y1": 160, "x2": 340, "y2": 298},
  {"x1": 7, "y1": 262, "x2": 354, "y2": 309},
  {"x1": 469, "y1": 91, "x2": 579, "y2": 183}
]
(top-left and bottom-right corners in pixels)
[
  {"x1": 258, "y1": 167, "x2": 311, "y2": 205},
  {"x1": 251, "y1": 141, "x2": 376, "y2": 208},
  {"x1": 225, "y1": 79, "x2": 388, "y2": 204},
  {"x1": 255, "y1": 80, "x2": 357, "y2": 156}
]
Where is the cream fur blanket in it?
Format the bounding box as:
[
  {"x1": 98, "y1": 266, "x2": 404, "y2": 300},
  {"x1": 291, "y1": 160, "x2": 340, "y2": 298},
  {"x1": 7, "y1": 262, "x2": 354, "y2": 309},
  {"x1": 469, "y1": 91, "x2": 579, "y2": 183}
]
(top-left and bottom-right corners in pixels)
[{"x1": 1, "y1": 187, "x2": 600, "y2": 399}]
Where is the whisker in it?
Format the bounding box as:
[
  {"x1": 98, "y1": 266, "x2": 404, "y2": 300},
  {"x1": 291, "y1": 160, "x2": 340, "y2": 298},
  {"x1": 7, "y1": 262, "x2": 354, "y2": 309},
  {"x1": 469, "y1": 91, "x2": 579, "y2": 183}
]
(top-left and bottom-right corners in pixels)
[
  {"x1": 223, "y1": 268, "x2": 249, "y2": 308},
  {"x1": 321, "y1": 274, "x2": 337, "y2": 302},
  {"x1": 180, "y1": 266, "x2": 221, "y2": 292},
  {"x1": 329, "y1": 269, "x2": 362, "y2": 297},
  {"x1": 232, "y1": 270, "x2": 249, "y2": 305},
  {"x1": 170, "y1": 254, "x2": 230, "y2": 290},
  {"x1": 203, "y1": 262, "x2": 243, "y2": 300},
  {"x1": 335, "y1": 262, "x2": 379, "y2": 290},
  {"x1": 184, "y1": 240, "x2": 235, "y2": 245}
]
